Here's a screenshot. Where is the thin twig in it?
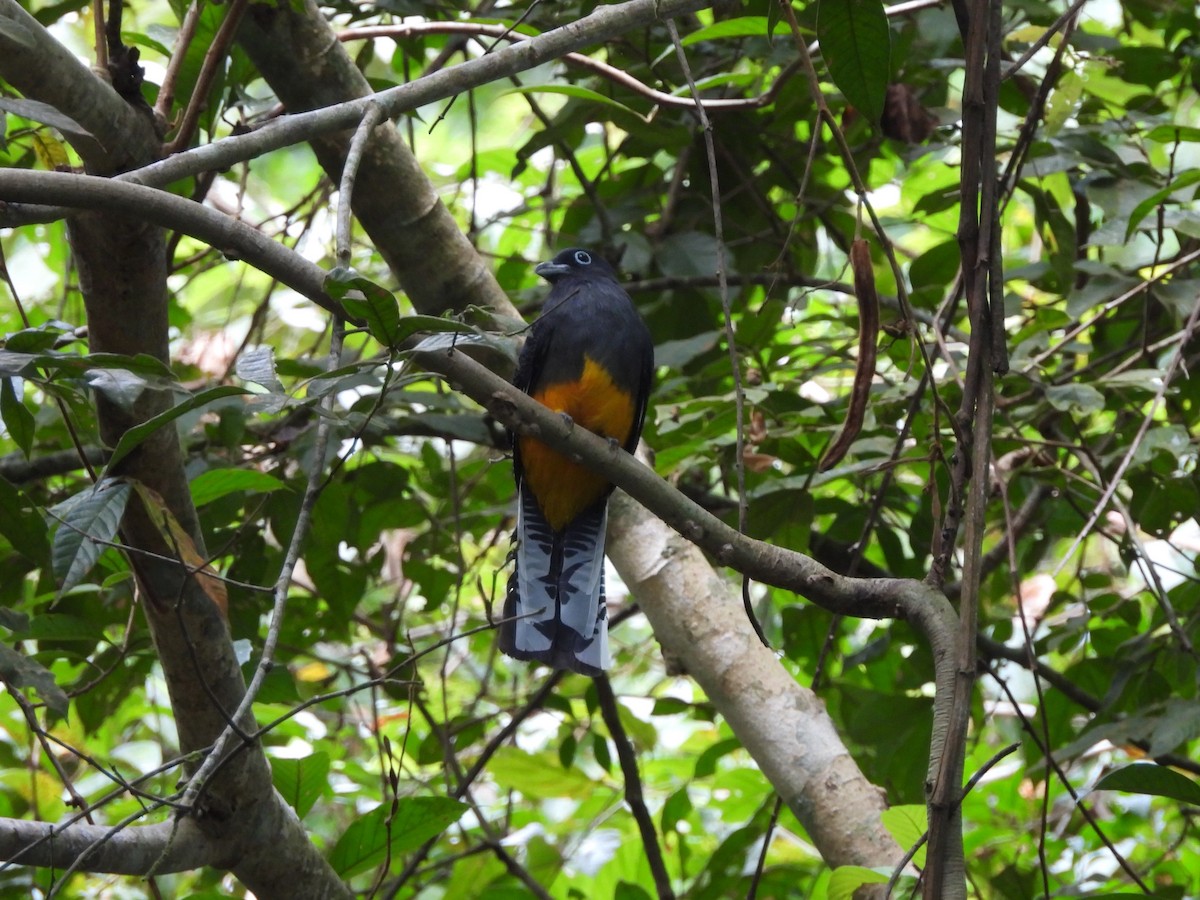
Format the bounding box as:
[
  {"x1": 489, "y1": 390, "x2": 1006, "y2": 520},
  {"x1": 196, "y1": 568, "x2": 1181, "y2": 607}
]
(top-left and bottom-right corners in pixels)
[
  {"x1": 594, "y1": 675, "x2": 675, "y2": 900},
  {"x1": 988, "y1": 671, "x2": 1152, "y2": 892},
  {"x1": 178, "y1": 316, "x2": 345, "y2": 813},
  {"x1": 339, "y1": 22, "x2": 801, "y2": 114},
  {"x1": 887, "y1": 742, "x2": 1020, "y2": 897},
  {"x1": 163, "y1": 0, "x2": 252, "y2": 155},
  {"x1": 336, "y1": 102, "x2": 385, "y2": 269},
  {"x1": 666, "y1": 19, "x2": 765, "y2": 647},
  {"x1": 154, "y1": 1, "x2": 203, "y2": 123},
  {"x1": 746, "y1": 795, "x2": 782, "y2": 900}
]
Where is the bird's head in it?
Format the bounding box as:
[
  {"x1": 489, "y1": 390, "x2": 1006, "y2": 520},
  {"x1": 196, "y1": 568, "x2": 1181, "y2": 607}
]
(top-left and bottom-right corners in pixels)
[{"x1": 534, "y1": 248, "x2": 618, "y2": 283}]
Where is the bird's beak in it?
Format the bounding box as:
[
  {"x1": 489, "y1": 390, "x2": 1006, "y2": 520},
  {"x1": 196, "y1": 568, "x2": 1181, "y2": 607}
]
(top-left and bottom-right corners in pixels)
[{"x1": 535, "y1": 261, "x2": 571, "y2": 279}]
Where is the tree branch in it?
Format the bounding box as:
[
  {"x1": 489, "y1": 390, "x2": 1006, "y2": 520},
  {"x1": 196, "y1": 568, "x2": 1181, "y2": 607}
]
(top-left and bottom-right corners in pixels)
[
  {"x1": 594, "y1": 676, "x2": 675, "y2": 900},
  {"x1": 414, "y1": 345, "x2": 953, "y2": 628},
  {"x1": 0, "y1": 0, "x2": 716, "y2": 228},
  {"x1": 0, "y1": 817, "x2": 217, "y2": 875}
]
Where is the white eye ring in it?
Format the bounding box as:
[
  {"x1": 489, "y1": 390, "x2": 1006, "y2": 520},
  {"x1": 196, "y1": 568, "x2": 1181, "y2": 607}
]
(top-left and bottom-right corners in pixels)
[{"x1": 574, "y1": 250, "x2": 592, "y2": 266}]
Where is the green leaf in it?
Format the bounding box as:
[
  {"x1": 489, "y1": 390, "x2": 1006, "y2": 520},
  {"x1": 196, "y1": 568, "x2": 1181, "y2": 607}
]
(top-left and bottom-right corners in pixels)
[
  {"x1": 1124, "y1": 168, "x2": 1200, "y2": 241},
  {"x1": 0, "y1": 476, "x2": 50, "y2": 565},
  {"x1": 1, "y1": 377, "x2": 35, "y2": 458},
  {"x1": 26, "y1": 613, "x2": 99, "y2": 641},
  {"x1": 0, "y1": 643, "x2": 69, "y2": 717},
  {"x1": 4, "y1": 322, "x2": 69, "y2": 353},
  {"x1": 51, "y1": 479, "x2": 131, "y2": 596},
  {"x1": 487, "y1": 747, "x2": 601, "y2": 799},
  {"x1": 817, "y1": 0, "x2": 891, "y2": 124},
  {"x1": 881, "y1": 805, "x2": 926, "y2": 866},
  {"x1": 828, "y1": 865, "x2": 889, "y2": 900},
  {"x1": 329, "y1": 797, "x2": 466, "y2": 878},
  {"x1": 1045, "y1": 383, "x2": 1105, "y2": 413},
  {"x1": 189, "y1": 468, "x2": 287, "y2": 508},
  {"x1": 694, "y1": 737, "x2": 740, "y2": 778},
  {"x1": 1094, "y1": 764, "x2": 1200, "y2": 805},
  {"x1": 1144, "y1": 125, "x2": 1200, "y2": 144},
  {"x1": 326, "y1": 270, "x2": 401, "y2": 348},
  {"x1": 105, "y1": 385, "x2": 249, "y2": 472},
  {"x1": 681, "y1": 16, "x2": 788, "y2": 44},
  {"x1": 86, "y1": 367, "x2": 149, "y2": 410},
  {"x1": 271, "y1": 751, "x2": 329, "y2": 818},
  {"x1": 0, "y1": 96, "x2": 94, "y2": 142},
  {"x1": 660, "y1": 787, "x2": 693, "y2": 833}
]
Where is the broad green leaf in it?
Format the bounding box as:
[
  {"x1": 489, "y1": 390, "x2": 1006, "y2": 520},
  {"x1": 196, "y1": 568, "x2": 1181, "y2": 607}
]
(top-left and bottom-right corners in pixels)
[
  {"x1": 0, "y1": 643, "x2": 69, "y2": 718},
  {"x1": 1094, "y1": 764, "x2": 1200, "y2": 806},
  {"x1": 26, "y1": 613, "x2": 99, "y2": 641},
  {"x1": 1124, "y1": 168, "x2": 1200, "y2": 240},
  {"x1": 4, "y1": 322, "x2": 70, "y2": 353},
  {"x1": 694, "y1": 737, "x2": 741, "y2": 778},
  {"x1": 486, "y1": 747, "x2": 601, "y2": 799},
  {"x1": 1, "y1": 377, "x2": 35, "y2": 458},
  {"x1": 270, "y1": 751, "x2": 329, "y2": 819},
  {"x1": 105, "y1": 385, "x2": 249, "y2": 472},
  {"x1": 1144, "y1": 125, "x2": 1200, "y2": 144},
  {"x1": 51, "y1": 479, "x2": 131, "y2": 596},
  {"x1": 827, "y1": 865, "x2": 889, "y2": 900},
  {"x1": 326, "y1": 270, "x2": 401, "y2": 348},
  {"x1": 817, "y1": 0, "x2": 890, "y2": 124},
  {"x1": 329, "y1": 797, "x2": 466, "y2": 878},
  {"x1": 1045, "y1": 383, "x2": 1105, "y2": 413},
  {"x1": 189, "y1": 468, "x2": 287, "y2": 508},
  {"x1": 660, "y1": 787, "x2": 693, "y2": 833},
  {"x1": 681, "y1": 16, "x2": 789, "y2": 44},
  {"x1": 881, "y1": 805, "x2": 926, "y2": 867},
  {"x1": 0, "y1": 476, "x2": 50, "y2": 564}
]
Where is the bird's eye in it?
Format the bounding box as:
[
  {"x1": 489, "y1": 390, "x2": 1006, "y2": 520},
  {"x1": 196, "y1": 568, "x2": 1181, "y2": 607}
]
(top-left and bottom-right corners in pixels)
[{"x1": 573, "y1": 250, "x2": 592, "y2": 266}]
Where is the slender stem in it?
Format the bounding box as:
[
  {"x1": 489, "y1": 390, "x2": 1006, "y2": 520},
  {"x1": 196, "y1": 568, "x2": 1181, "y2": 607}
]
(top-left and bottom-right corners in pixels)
[{"x1": 594, "y1": 675, "x2": 675, "y2": 900}]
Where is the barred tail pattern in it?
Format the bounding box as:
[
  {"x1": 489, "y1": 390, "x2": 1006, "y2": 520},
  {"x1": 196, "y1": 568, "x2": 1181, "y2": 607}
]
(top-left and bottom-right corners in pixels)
[{"x1": 499, "y1": 485, "x2": 609, "y2": 675}]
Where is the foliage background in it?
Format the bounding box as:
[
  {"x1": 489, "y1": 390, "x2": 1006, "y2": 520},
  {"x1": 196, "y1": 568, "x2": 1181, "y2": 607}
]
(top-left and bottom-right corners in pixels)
[{"x1": 1, "y1": 0, "x2": 1199, "y2": 896}]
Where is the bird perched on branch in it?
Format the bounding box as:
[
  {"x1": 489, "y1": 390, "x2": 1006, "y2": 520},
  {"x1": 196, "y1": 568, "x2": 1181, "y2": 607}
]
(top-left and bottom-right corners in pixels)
[{"x1": 499, "y1": 248, "x2": 654, "y2": 675}]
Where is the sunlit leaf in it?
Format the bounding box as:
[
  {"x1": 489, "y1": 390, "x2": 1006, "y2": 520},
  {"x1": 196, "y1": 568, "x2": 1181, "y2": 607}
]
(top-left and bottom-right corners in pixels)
[
  {"x1": 271, "y1": 751, "x2": 330, "y2": 819},
  {"x1": 881, "y1": 805, "x2": 926, "y2": 867},
  {"x1": 329, "y1": 797, "x2": 467, "y2": 878}
]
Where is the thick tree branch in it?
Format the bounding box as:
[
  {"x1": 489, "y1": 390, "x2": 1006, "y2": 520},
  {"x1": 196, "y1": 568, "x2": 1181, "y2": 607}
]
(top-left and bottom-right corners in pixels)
[
  {"x1": 0, "y1": 817, "x2": 216, "y2": 875},
  {"x1": 0, "y1": 0, "x2": 715, "y2": 229},
  {"x1": 0, "y1": 0, "x2": 159, "y2": 172},
  {"x1": 605, "y1": 490, "x2": 905, "y2": 871},
  {"x1": 0, "y1": 170, "x2": 342, "y2": 317}
]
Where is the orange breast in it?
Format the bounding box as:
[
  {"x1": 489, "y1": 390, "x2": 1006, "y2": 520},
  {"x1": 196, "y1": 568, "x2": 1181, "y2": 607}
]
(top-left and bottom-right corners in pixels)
[{"x1": 520, "y1": 356, "x2": 636, "y2": 531}]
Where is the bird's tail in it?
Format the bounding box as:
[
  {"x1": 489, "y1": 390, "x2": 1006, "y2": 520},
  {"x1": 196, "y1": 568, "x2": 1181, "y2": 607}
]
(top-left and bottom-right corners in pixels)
[{"x1": 499, "y1": 485, "x2": 610, "y2": 675}]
